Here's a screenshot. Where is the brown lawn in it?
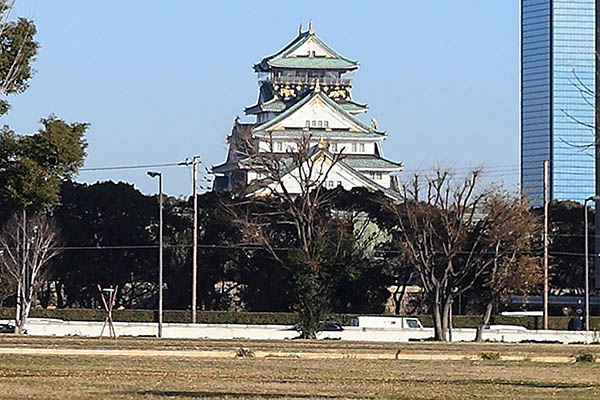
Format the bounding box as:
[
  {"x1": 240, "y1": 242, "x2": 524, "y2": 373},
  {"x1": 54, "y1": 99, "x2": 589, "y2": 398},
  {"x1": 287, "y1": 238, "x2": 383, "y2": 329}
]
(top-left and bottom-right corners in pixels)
[{"x1": 0, "y1": 336, "x2": 598, "y2": 399}]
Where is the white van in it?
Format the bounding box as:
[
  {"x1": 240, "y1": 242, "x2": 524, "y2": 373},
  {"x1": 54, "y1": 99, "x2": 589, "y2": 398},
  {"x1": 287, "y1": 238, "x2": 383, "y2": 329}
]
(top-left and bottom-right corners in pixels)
[{"x1": 348, "y1": 316, "x2": 423, "y2": 329}]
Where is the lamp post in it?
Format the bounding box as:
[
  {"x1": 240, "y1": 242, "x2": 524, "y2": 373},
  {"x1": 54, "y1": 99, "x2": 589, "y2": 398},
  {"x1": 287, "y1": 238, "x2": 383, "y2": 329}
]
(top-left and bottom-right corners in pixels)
[
  {"x1": 584, "y1": 195, "x2": 599, "y2": 333},
  {"x1": 192, "y1": 156, "x2": 199, "y2": 323},
  {"x1": 147, "y1": 171, "x2": 163, "y2": 338}
]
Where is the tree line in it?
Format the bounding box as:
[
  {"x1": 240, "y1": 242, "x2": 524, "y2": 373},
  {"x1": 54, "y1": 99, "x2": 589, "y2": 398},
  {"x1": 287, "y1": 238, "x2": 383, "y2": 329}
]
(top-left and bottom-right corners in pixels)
[{"x1": 0, "y1": 176, "x2": 594, "y2": 340}]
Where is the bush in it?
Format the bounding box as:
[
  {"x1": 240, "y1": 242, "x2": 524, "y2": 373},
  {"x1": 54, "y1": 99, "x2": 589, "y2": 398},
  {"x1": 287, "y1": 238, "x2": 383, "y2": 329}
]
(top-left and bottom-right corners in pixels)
[
  {"x1": 236, "y1": 347, "x2": 255, "y2": 358},
  {"x1": 572, "y1": 352, "x2": 596, "y2": 363},
  {"x1": 479, "y1": 352, "x2": 501, "y2": 361}
]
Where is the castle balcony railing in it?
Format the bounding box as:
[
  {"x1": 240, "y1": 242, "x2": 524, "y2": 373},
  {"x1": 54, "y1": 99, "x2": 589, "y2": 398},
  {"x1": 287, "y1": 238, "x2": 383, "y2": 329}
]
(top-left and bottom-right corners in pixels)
[
  {"x1": 258, "y1": 71, "x2": 354, "y2": 87},
  {"x1": 270, "y1": 75, "x2": 353, "y2": 86}
]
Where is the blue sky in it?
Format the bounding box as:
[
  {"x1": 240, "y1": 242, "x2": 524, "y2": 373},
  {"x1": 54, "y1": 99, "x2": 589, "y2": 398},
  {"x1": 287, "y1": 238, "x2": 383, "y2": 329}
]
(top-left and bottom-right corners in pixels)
[{"x1": 4, "y1": 1, "x2": 519, "y2": 196}]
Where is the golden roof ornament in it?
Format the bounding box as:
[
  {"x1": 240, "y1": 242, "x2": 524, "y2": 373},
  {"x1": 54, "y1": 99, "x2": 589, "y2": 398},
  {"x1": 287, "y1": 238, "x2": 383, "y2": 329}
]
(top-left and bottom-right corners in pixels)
[
  {"x1": 298, "y1": 23, "x2": 303, "y2": 36},
  {"x1": 308, "y1": 20, "x2": 314, "y2": 34},
  {"x1": 314, "y1": 80, "x2": 320, "y2": 92},
  {"x1": 318, "y1": 136, "x2": 327, "y2": 150},
  {"x1": 371, "y1": 118, "x2": 378, "y2": 130}
]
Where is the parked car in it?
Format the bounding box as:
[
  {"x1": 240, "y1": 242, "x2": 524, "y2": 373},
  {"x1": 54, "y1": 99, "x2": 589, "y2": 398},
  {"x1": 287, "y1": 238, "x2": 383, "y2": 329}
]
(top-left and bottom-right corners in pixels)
[
  {"x1": 348, "y1": 316, "x2": 424, "y2": 329},
  {"x1": 290, "y1": 322, "x2": 344, "y2": 332},
  {"x1": 0, "y1": 323, "x2": 16, "y2": 334}
]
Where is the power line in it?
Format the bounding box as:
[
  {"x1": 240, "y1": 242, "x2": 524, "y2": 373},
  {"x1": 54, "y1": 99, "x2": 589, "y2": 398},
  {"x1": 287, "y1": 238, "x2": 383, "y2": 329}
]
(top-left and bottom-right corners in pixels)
[
  {"x1": 0, "y1": 243, "x2": 557, "y2": 256},
  {"x1": 79, "y1": 162, "x2": 184, "y2": 172},
  {"x1": 76, "y1": 161, "x2": 523, "y2": 175}
]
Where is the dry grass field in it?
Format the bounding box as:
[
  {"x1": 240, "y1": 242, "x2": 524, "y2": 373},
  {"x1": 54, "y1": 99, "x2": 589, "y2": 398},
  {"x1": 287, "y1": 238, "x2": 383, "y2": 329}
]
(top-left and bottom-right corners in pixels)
[{"x1": 0, "y1": 336, "x2": 598, "y2": 399}]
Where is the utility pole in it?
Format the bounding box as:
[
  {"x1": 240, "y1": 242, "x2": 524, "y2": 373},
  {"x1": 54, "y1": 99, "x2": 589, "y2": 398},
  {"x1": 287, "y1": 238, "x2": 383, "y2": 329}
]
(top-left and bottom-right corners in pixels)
[
  {"x1": 191, "y1": 155, "x2": 199, "y2": 323},
  {"x1": 543, "y1": 159, "x2": 549, "y2": 330},
  {"x1": 147, "y1": 171, "x2": 163, "y2": 338},
  {"x1": 584, "y1": 195, "x2": 599, "y2": 333}
]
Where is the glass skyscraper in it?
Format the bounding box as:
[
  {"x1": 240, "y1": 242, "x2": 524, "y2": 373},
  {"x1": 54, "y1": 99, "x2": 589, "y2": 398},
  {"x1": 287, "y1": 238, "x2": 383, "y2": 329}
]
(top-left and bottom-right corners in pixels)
[{"x1": 521, "y1": 0, "x2": 596, "y2": 207}]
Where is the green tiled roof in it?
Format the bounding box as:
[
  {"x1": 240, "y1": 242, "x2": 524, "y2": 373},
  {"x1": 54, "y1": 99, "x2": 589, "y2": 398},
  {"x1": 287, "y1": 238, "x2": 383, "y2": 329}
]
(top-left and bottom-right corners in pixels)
[
  {"x1": 245, "y1": 99, "x2": 286, "y2": 114},
  {"x1": 247, "y1": 96, "x2": 366, "y2": 116},
  {"x1": 343, "y1": 156, "x2": 403, "y2": 170},
  {"x1": 337, "y1": 157, "x2": 402, "y2": 200},
  {"x1": 340, "y1": 101, "x2": 368, "y2": 114},
  {"x1": 254, "y1": 30, "x2": 358, "y2": 71},
  {"x1": 263, "y1": 100, "x2": 286, "y2": 112},
  {"x1": 268, "y1": 57, "x2": 357, "y2": 69}
]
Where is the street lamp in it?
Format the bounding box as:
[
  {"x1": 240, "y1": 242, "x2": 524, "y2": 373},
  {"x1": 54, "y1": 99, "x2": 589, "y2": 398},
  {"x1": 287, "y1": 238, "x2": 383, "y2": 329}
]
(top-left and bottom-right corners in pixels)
[
  {"x1": 147, "y1": 171, "x2": 163, "y2": 338},
  {"x1": 583, "y1": 195, "x2": 600, "y2": 334}
]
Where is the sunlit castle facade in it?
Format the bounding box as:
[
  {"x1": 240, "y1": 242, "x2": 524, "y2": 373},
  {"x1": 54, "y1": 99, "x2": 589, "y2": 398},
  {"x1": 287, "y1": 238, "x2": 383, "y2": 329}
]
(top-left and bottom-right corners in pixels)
[{"x1": 212, "y1": 23, "x2": 402, "y2": 197}]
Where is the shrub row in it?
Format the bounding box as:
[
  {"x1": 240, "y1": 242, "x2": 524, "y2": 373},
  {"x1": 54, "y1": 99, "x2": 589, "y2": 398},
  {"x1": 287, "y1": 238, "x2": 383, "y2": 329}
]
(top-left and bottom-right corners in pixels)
[
  {"x1": 1, "y1": 308, "x2": 598, "y2": 330},
  {"x1": 0, "y1": 308, "x2": 352, "y2": 325},
  {"x1": 412, "y1": 315, "x2": 600, "y2": 331}
]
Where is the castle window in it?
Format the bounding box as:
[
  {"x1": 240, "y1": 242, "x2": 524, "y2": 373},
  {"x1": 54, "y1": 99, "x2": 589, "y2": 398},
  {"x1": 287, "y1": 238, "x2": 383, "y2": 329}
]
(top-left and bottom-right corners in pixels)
[
  {"x1": 318, "y1": 120, "x2": 323, "y2": 128},
  {"x1": 359, "y1": 143, "x2": 365, "y2": 152},
  {"x1": 276, "y1": 141, "x2": 283, "y2": 151},
  {"x1": 352, "y1": 143, "x2": 357, "y2": 152},
  {"x1": 337, "y1": 181, "x2": 342, "y2": 187},
  {"x1": 376, "y1": 172, "x2": 382, "y2": 180},
  {"x1": 331, "y1": 143, "x2": 337, "y2": 152},
  {"x1": 305, "y1": 120, "x2": 310, "y2": 127},
  {"x1": 324, "y1": 121, "x2": 329, "y2": 128},
  {"x1": 312, "y1": 120, "x2": 317, "y2": 127}
]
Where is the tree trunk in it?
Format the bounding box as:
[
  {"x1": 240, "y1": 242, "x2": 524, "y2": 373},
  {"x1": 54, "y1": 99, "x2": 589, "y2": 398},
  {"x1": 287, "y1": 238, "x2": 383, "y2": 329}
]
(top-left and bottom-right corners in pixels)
[
  {"x1": 475, "y1": 301, "x2": 494, "y2": 342},
  {"x1": 15, "y1": 208, "x2": 27, "y2": 334},
  {"x1": 39, "y1": 281, "x2": 50, "y2": 308},
  {"x1": 56, "y1": 281, "x2": 64, "y2": 308},
  {"x1": 445, "y1": 298, "x2": 453, "y2": 342},
  {"x1": 432, "y1": 289, "x2": 447, "y2": 341},
  {"x1": 393, "y1": 283, "x2": 409, "y2": 315},
  {"x1": 17, "y1": 271, "x2": 35, "y2": 334},
  {"x1": 15, "y1": 279, "x2": 23, "y2": 333},
  {"x1": 443, "y1": 296, "x2": 453, "y2": 342}
]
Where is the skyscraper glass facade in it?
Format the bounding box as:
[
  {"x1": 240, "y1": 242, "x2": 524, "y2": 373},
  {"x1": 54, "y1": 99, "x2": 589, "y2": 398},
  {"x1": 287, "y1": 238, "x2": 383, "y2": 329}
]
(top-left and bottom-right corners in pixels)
[{"x1": 521, "y1": 0, "x2": 596, "y2": 206}]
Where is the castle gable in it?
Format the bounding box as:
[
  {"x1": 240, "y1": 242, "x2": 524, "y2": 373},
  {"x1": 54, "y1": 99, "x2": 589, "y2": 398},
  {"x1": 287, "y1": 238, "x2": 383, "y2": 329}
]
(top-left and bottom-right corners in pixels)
[
  {"x1": 254, "y1": 92, "x2": 378, "y2": 134},
  {"x1": 287, "y1": 36, "x2": 335, "y2": 58}
]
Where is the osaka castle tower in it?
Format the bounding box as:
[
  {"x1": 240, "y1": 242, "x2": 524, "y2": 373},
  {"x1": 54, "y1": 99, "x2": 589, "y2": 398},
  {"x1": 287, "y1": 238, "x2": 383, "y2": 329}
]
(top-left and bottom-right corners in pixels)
[{"x1": 212, "y1": 22, "x2": 402, "y2": 197}]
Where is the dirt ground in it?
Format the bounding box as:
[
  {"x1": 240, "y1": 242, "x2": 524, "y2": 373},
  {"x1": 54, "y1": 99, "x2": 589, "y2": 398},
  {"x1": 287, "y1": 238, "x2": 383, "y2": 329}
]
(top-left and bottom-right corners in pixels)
[{"x1": 0, "y1": 336, "x2": 598, "y2": 399}]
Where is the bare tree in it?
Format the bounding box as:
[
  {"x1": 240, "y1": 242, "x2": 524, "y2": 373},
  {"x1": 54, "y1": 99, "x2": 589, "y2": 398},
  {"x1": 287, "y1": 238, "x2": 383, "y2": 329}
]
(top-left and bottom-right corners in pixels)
[
  {"x1": 474, "y1": 193, "x2": 541, "y2": 341},
  {"x1": 0, "y1": 213, "x2": 60, "y2": 333},
  {"x1": 225, "y1": 125, "x2": 348, "y2": 338},
  {"x1": 383, "y1": 168, "x2": 539, "y2": 341}
]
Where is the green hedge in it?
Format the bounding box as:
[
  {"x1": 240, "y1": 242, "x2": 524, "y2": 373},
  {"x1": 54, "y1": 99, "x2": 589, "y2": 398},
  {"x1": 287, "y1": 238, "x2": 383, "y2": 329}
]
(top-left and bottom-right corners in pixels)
[
  {"x1": 0, "y1": 308, "x2": 351, "y2": 325},
  {"x1": 1, "y1": 308, "x2": 598, "y2": 330},
  {"x1": 415, "y1": 315, "x2": 600, "y2": 331}
]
